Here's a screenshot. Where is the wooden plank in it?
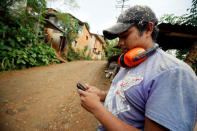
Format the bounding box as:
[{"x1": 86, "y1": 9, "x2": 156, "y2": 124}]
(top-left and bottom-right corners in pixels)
[{"x1": 165, "y1": 32, "x2": 197, "y2": 39}]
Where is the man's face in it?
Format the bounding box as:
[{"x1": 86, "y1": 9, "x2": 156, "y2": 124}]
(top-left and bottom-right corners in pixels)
[{"x1": 118, "y1": 26, "x2": 146, "y2": 53}]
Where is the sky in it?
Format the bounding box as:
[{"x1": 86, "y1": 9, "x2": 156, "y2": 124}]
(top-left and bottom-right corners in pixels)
[{"x1": 47, "y1": 0, "x2": 192, "y2": 35}]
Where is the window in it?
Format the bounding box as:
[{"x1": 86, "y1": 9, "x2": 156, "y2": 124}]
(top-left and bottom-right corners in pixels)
[
  {"x1": 78, "y1": 29, "x2": 83, "y2": 35},
  {"x1": 56, "y1": 21, "x2": 62, "y2": 29},
  {"x1": 74, "y1": 41, "x2": 78, "y2": 47},
  {"x1": 49, "y1": 16, "x2": 55, "y2": 24},
  {"x1": 86, "y1": 36, "x2": 88, "y2": 40},
  {"x1": 93, "y1": 48, "x2": 96, "y2": 53},
  {"x1": 93, "y1": 48, "x2": 100, "y2": 55}
]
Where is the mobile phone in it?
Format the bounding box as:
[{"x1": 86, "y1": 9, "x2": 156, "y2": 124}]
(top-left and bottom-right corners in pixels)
[{"x1": 77, "y1": 83, "x2": 86, "y2": 91}]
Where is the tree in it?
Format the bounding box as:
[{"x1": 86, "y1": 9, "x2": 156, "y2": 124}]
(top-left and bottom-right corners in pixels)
[
  {"x1": 47, "y1": 0, "x2": 79, "y2": 11},
  {"x1": 160, "y1": 0, "x2": 197, "y2": 26},
  {"x1": 55, "y1": 12, "x2": 84, "y2": 61},
  {"x1": 84, "y1": 22, "x2": 90, "y2": 32},
  {"x1": 105, "y1": 39, "x2": 122, "y2": 59},
  {"x1": 0, "y1": 0, "x2": 60, "y2": 71},
  {"x1": 56, "y1": 12, "x2": 82, "y2": 46},
  {"x1": 159, "y1": 14, "x2": 185, "y2": 25},
  {"x1": 185, "y1": 0, "x2": 197, "y2": 26}
]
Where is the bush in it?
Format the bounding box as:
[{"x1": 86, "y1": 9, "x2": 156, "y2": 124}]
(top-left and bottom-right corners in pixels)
[
  {"x1": 0, "y1": 42, "x2": 60, "y2": 71},
  {"x1": 0, "y1": 5, "x2": 60, "y2": 72},
  {"x1": 66, "y1": 47, "x2": 80, "y2": 61},
  {"x1": 66, "y1": 45, "x2": 92, "y2": 61},
  {"x1": 105, "y1": 39, "x2": 122, "y2": 60}
]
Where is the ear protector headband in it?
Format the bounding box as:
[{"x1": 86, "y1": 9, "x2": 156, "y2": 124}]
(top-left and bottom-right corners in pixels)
[{"x1": 118, "y1": 44, "x2": 159, "y2": 68}]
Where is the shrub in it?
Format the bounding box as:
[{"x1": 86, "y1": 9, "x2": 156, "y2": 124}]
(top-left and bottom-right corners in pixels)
[{"x1": 0, "y1": 3, "x2": 60, "y2": 72}]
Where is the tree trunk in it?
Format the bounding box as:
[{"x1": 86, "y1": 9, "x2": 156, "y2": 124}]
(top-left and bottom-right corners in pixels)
[{"x1": 184, "y1": 41, "x2": 197, "y2": 73}]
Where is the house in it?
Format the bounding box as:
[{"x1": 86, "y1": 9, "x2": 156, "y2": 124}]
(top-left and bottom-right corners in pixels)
[
  {"x1": 44, "y1": 8, "x2": 106, "y2": 60},
  {"x1": 68, "y1": 14, "x2": 106, "y2": 60},
  {"x1": 44, "y1": 8, "x2": 66, "y2": 56},
  {"x1": 71, "y1": 20, "x2": 92, "y2": 57},
  {"x1": 89, "y1": 33, "x2": 105, "y2": 59}
]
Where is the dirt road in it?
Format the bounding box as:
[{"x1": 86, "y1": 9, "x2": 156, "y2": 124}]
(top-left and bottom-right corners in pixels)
[{"x1": 0, "y1": 61, "x2": 111, "y2": 131}]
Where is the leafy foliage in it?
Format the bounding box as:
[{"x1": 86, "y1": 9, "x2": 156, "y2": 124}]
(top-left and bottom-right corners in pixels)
[
  {"x1": 0, "y1": 0, "x2": 60, "y2": 72},
  {"x1": 66, "y1": 45, "x2": 91, "y2": 61},
  {"x1": 185, "y1": 0, "x2": 197, "y2": 26},
  {"x1": 160, "y1": 0, "x2": 197, "y2": 26},
  {"x1": 0, "y1": 42, "x2": 59, "y2": 71},
  {"x1": 160, "y1": 14, "x2": 186, "y2": 25},
  {"x1": 175, "y1": 49, "x2": 189, "y2": 60},
  {"x1": 56, "y1": 12, "x2": 82, "y2": 46},
  {"x1": 84, "y1": 22, "x2": 90, "y2": 31},
  {"x1": 105, "y1": 39, "x2": 122, "y2": 59},
  {"x1": 27, "y1": 0, "x2": 46, "y2": 13},
  {"x1": 47, "y1": 0, "x2": 79, "y2": 11},
  {"x1": 56, "y1": 12, "x2": 91, "y2": 61},
  {"x1": 0, "y1": 0, "x2": 22, "y2": 10}
]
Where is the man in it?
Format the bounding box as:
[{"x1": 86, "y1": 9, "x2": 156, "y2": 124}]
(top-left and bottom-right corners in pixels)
[{"x1": 78, "y1": 5, "x2": 197, "y2": 131}]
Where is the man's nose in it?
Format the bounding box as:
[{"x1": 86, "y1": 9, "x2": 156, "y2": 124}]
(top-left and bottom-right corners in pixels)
[{"x1": 118, "y1": 39, "x2": 124, "y2": 47}]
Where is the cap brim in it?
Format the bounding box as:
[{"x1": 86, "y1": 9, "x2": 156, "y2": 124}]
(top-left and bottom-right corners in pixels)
[{"x1": 103, "y1": 23, "x2": 132, "y2": 40}]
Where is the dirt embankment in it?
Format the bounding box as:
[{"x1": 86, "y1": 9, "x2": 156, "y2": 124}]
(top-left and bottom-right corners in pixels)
[{"x1": 0, "y1": 61, "x2": 111, "y2": 131}]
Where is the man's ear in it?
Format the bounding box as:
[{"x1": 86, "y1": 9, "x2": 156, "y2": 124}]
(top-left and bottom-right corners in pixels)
[{"x1": 145, "y1": 22, "x2": 154, "y2": 36}]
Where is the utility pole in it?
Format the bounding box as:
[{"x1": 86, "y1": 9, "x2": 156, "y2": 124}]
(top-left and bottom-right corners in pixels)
[{"x1": 116, "y1": 0, "x2": 130, "y2": 13}]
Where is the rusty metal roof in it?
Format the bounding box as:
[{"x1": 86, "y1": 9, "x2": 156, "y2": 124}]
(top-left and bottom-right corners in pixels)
[
  {"x1": 157, "y1": 23, "x2": 197, "y2": 50},
  {"x1": 91, "y1": 33, "x2": 105, "y2": 44},
  {"x1": 44, "y1": 19, "x2": 64, "y2": 33}
]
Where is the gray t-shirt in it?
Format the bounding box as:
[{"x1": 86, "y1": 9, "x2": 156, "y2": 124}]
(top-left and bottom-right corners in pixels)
[{"x1": 98, "y1": 48, "x2": 197, "y2": 131}]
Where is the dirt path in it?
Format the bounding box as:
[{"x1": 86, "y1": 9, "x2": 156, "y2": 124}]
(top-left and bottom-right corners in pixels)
[{"x1": 0, "y1": 61, "x2": 111, "y2": 131}]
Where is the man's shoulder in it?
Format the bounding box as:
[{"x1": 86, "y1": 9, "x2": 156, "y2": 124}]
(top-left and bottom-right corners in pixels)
[
  {"x1": 150, "y1": 49, "x2": 194, "y2": 74},
  {"x1": 117, "y1": 48, "x2": 196, "y2": 81}
]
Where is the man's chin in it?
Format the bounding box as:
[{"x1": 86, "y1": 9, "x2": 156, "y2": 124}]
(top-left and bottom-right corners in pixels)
[{"x1": 123, "y1": 50, "x2": 128, "y2": 53}]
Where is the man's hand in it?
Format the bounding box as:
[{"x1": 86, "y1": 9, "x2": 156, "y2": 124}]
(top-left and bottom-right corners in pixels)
[
  {"x1": 85, "y1": 84, "x2": 108, "y2": 102},
  {"x1": 77, "y1": 86, "x2": 167, "y2": 131},
  {"x1": 77, "y1": 89, "x2": 103, "y2": 114}
]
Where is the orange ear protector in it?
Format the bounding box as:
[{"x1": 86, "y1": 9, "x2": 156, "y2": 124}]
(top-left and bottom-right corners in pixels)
[{"x1": 118, "y1": 44, "x2": 159, "y2": 68}]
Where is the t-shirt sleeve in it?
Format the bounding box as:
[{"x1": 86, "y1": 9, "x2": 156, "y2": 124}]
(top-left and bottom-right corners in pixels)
[{"x1": 145, "y1": 67, "x2": 197, "y2": 131}]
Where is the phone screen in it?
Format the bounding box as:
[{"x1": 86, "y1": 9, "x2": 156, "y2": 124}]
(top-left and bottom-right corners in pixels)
[{"x1": 77, "y1": 83, "x2": 86, "y2": 91}]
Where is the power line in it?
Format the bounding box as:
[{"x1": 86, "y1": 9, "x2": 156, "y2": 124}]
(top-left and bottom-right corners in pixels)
[{"x1": 115, "y1": 0, "x2": 130, "y2": 13}]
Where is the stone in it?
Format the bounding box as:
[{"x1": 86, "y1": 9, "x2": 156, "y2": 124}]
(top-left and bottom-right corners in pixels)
[
  {"x1": 7, "y1": 109, "x2": 16, "y2": 115},
  {"x1": 72, "y1": 108, "x2": 79, "y2": 113},
  {"x1": 0, "y1": 100, "x2": 9, "y2": 103},
  {"x1": 17, "y1": 106, "x2": 26, "y2": 112},
  {"x1": 65, "y1": 123, "x2": 69, "y2": 129},
  {"x1": 49, "y1": 125, "x2": 53, "y2": 129}
]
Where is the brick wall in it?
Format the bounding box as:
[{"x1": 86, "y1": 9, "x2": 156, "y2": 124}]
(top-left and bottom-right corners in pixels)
[
  {"x1": 91, "y1": 35, "x2": 103, "y2": 59},
  {"x1": 72, "y1": 25, "x2": 91, "y2": 56}
]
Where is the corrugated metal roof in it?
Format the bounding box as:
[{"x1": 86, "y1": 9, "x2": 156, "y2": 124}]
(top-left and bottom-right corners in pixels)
[
  {"x1": 158, "y1": 23, "x2": 197, "y2": 35},
  {"x1": 157, "y1": 23, "x2": 197, "y2": 50},
  {"x1": 91, "y1": 33, "x2": 106, "y2": 49},
  {"x1": 45, "y1": 19, "x2": 64, "y2": 33}
]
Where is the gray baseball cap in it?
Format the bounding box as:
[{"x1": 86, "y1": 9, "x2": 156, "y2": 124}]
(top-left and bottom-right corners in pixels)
[{"x1": 103, "y1": 5, "x2": 158, "y2": 40}]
